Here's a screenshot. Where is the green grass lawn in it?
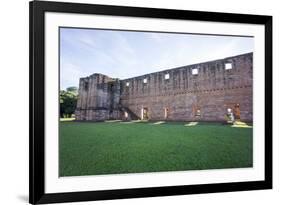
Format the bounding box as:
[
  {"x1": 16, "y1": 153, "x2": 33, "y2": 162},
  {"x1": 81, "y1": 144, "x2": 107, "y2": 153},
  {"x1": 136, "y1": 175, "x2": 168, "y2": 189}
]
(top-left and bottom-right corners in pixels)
[{"x1": 59, "y1": 121, "x2": 253, "y2": 177}]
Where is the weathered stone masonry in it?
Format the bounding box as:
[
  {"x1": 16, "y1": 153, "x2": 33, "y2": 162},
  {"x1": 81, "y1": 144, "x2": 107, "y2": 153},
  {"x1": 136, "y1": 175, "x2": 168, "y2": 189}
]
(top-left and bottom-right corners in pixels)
[{"x1": 75, "y1": 52, "x2": 253, "y2": 122}]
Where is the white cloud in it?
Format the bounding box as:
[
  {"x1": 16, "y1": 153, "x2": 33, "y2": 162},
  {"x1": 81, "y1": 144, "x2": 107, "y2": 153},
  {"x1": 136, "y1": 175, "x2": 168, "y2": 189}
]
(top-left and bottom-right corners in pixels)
[
  {"x1": 60, "y1": 62, "x2": 85, "y2": 90},
  {"x1": 60, "y1": 28, "x2": 254, "y2": 88}
]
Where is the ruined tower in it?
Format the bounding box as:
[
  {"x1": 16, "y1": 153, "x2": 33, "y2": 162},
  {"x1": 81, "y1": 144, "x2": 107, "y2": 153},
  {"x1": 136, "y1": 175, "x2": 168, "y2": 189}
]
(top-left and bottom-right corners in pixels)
[{"x1": 75, "y1": 73, "x2": 121, "y2": 121}]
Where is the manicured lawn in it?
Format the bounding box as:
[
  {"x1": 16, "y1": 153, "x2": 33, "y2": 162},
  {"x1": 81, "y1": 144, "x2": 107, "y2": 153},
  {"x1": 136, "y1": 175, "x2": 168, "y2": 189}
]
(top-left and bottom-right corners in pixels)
[{"x1": 59, "y1": 121, "x2": 253, "y2": 176}]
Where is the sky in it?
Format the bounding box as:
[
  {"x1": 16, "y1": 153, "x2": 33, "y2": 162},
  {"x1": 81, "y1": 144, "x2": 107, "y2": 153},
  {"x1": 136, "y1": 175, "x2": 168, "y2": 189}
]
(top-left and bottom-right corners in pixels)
[{"x1": 60, "y1": 28, "x2": 254, "y2": 90}]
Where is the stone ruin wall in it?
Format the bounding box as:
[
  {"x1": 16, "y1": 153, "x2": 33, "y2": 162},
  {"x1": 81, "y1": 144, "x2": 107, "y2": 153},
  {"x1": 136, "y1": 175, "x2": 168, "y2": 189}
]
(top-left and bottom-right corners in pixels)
[
  {"x1": 75, "y1": 74, "x2": 121, "y2": 121},
  {"x1": 75, "y1": 52, "x2": 253, "y2": 122}
]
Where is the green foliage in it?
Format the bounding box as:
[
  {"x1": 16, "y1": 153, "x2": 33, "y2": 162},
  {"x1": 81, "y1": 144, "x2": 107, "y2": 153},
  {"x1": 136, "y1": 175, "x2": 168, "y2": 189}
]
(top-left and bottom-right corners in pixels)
[
  {"x1": 60, "y1": 87, "x2": 78, "y2": 118},
  {"x1": 59, "y1": 121, "x2": 253, "y2": 176},
  {"x1": 66, "y1": 86, "x2": 78, "y2": 94}
]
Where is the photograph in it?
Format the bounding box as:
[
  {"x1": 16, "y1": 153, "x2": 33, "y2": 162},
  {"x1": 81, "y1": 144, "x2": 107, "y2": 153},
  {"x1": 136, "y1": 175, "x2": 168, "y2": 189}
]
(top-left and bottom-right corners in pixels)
[
  {"x1": 59, "y1": 27, "x2": 254, "y2": 177},
  {"x1": 29, "y1": 1, "x2": 272, "y2": 203}
]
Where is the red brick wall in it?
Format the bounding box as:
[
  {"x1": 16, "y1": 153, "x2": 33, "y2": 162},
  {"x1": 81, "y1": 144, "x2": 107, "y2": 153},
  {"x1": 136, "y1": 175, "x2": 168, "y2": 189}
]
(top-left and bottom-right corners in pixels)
[{"x1": 120, "y1": 53, "x2": 253, "y2": 122}]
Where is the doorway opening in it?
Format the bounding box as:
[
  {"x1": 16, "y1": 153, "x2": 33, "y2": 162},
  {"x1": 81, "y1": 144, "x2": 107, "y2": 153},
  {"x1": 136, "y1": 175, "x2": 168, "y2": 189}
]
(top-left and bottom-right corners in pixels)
[
  {"x1": 164, "y1": 107, "x2": 169, "y2": 119},
  {"x1": 142, "y1": 108, "x2": 149, "y2": 120},
  {"x1": 233, "y1": 104, "x2": 241, "y2": 120},
  {"x1": 193, "y1": 105, "x2": 201, "y2": 118}
]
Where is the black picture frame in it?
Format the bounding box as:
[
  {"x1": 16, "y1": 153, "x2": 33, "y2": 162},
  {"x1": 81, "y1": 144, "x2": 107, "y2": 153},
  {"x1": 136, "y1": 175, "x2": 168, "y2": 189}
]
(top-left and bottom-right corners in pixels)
[{"x1": 29, "y1": 0, "x2": 272, "y2": 204}]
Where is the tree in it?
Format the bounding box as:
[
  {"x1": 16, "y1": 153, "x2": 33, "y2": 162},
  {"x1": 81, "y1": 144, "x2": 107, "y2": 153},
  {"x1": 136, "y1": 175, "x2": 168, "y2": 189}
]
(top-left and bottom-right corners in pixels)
[
  {"x1": 66, "y1": 86, "x2": 78, "y2": 94},
  {"x1": 60, "y1": 87, "x2": 78, "y2": 118}
]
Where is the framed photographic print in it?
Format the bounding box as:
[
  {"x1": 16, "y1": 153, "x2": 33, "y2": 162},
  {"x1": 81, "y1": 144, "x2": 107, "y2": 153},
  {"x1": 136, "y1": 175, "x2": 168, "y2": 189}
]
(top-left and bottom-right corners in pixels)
[{"x1": 29, "y1": 0, "x2": 272, "y2": 204}]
